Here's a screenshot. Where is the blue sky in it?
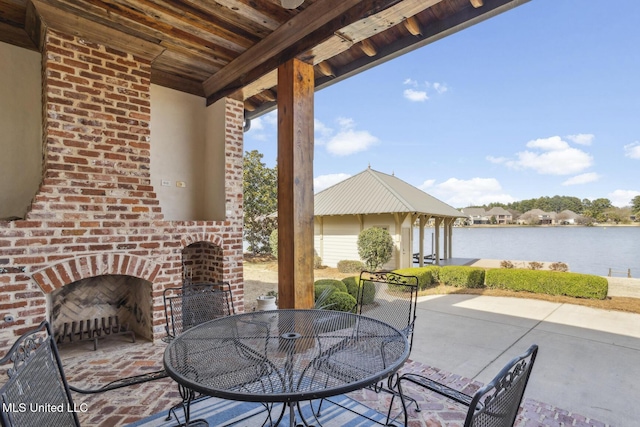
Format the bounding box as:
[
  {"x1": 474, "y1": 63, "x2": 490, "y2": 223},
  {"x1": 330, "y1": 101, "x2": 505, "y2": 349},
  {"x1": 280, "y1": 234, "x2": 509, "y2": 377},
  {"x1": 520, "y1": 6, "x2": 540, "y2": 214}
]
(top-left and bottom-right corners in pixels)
[{"x1": 244, "y1": 0, "x2": 640, "y2": 209}]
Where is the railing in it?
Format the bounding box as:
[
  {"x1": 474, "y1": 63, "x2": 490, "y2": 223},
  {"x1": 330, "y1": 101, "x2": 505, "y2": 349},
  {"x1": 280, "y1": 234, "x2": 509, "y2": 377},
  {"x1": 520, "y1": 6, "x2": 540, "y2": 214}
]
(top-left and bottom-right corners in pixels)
[{"x1": 608, "y1": 268, "x2": 632, "y2": 278}]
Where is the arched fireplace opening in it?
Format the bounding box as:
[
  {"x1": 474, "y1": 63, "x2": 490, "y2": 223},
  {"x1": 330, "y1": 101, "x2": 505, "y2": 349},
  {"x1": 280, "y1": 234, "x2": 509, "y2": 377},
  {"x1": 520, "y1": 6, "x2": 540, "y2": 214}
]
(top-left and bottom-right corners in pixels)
[
  {"x1": 49, "y1": 275, "x2": 153, "y2": 348},
  {"x1": 182, "y1": 241, "x2": 224, "y2": 284}
]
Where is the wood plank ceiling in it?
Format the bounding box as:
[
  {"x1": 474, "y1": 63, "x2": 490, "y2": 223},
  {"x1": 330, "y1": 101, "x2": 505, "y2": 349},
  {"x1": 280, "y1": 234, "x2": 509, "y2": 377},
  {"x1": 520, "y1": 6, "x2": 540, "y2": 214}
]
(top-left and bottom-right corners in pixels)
[{"x1": 0, "y1": 0, "x2": 528, "y2": 119}]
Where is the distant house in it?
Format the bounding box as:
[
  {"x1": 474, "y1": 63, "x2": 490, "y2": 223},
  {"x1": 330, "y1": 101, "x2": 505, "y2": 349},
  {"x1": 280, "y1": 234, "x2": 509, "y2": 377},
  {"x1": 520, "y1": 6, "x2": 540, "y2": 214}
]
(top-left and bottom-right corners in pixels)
[
  {"x1": 314, "y1": 167, "x2": 464, "y2": 269},
  {"x1": 460, "y1": 207, "x2": 512, "y2": 224},
  {"x1": 460, "y1": 207, "x2": 490, "y2": 224},
  {"x1": 556, "y1": 210, "x2": 581, "y2": 225},
  {"x1": 486, "y1": 207, "x2": 513, "y2": 224}
]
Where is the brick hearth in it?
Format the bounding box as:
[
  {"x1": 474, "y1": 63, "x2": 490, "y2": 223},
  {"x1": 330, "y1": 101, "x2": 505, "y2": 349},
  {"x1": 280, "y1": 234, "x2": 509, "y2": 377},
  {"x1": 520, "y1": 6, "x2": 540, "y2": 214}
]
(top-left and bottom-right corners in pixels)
[{"x1": 0, "y1": 29, "x2": 244, "y2": 354}]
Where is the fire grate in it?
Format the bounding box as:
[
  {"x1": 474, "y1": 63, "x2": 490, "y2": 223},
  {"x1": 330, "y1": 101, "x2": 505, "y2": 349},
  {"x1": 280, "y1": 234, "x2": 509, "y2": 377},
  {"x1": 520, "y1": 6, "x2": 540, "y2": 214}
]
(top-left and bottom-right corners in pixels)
[{"x1": 55, "y1": 316, "x2": 135, "y2": 351}]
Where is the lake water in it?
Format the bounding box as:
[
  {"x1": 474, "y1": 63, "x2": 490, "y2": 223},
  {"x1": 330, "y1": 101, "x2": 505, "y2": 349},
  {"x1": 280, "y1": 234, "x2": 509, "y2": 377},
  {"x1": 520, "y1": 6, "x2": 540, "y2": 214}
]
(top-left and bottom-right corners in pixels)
[{"x1": 414, "y1": 226, "x2": 640, "y2": 277}]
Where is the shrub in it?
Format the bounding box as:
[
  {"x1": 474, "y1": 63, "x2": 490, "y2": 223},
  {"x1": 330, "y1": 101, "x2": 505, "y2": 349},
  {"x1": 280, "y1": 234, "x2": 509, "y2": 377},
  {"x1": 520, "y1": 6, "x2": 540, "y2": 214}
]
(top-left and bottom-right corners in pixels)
[
  {"x1": 500, "y1": 260, "x2": 515, "y2": 269},
  {"x1": 359, "y1": 279, "x2": 376, "y2": 305},
  {"x1": 438, "y1": 266, "x2": 485, "y2": 288},
  {"x1": 342, "y1": 276, "x2": 359, "y2": 299},
  {"x1": 324, "y1": 291, "x2": 357, "y2": 312},
  {"x1": 314, "y1": 279, "x2": 347, "y2": 293},
  {"x1": 485, "y1": 269, "x2": 608, "y2": 299},
  {"x1": 549, "y1": 262, "x2": 569, "y2": 272},
  {"x1": 314, "y1": 284, "x2": 334, "y2": 301},
  {"x1": 337, "y1": 260, "x2": 365, "y2": 273},
  {"x1": 314, "y1": 255, "x2": 323, "y2": 269},
  {"x1": 392, "y1": 267, "x2": 437, "y2": 290},
  {"x1": 528, "y1": 261, "x2": 544, "y2": 270},
  {"x1": 357, "y1": 227, "x2": 394, "y2": 270},
  {"x1": 269, "y1": 229, "x2": 278, "y2": 258}
]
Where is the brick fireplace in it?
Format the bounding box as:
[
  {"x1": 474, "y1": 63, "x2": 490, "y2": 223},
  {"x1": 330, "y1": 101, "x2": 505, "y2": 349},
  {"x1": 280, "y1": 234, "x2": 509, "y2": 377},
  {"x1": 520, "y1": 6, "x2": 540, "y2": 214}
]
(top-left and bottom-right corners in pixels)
[{"x1": 0, "y1": 30, "x2": 245, "y2": 353}]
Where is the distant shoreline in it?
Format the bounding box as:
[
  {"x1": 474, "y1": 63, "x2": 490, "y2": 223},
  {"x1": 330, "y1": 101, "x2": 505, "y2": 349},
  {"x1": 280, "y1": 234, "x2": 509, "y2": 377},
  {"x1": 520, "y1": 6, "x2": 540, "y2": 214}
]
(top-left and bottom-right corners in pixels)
[{"x1": 452, "y1": 223, "x2": 640, "y2": 228}]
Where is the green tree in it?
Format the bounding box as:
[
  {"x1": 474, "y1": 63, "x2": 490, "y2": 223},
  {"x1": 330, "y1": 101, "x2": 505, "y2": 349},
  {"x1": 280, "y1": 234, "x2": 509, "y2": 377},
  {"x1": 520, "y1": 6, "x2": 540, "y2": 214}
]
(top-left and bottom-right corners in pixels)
[
  {"x1": 632, "y1": 195, "x2": 640, "y2": 214},
  {"x1": 357, "y1": 227, "x2": 394, "y2": 271},
  {"x1": 243, "y1": 150, "x2": 277, "y2": 254}
]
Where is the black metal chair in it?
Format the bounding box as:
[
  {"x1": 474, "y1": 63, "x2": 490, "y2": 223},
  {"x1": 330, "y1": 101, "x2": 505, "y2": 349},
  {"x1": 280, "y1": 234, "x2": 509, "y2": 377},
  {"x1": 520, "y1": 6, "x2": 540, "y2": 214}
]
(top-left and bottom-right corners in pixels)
[
  {"x1": 357, "y1": 270, "x2": 419, "y2": 351},
  {"x1": 310, "y1": 271, "x2": 419, "y2": 424},
  {"x1": 0, "y1": 321, "x2": 81, "y2": 427},
  {"x1": 392, "y1": 344, "x2": 539, "y2": 427},
  {"x1": 163, "y1": 282, "x2": 235, "y2": 341}
]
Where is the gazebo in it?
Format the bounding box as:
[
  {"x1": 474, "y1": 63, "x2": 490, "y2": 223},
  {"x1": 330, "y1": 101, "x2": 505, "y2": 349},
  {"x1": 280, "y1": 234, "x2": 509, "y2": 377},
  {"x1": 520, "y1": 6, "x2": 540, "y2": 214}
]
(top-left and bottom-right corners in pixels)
[{"x1": 315, "y1": 167, "x2": 465, "y2": 269}]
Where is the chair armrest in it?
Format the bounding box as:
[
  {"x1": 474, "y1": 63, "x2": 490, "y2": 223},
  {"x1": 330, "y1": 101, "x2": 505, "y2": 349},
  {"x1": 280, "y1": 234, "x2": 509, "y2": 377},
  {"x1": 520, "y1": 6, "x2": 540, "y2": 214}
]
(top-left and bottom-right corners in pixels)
[
  {"x1": 69, "y1": 369, "x2": 168, "y2": 394},
  {"x1": 399, "y1": 373, "x2": 473, "y2": 406}
]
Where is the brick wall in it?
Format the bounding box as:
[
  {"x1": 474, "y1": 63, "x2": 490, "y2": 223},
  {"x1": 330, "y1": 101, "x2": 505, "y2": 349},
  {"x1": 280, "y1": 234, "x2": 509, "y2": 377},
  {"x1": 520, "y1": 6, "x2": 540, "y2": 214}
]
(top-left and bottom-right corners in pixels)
[{"x1": 0, "y1": 30, "x2": 244, "y2": 353}]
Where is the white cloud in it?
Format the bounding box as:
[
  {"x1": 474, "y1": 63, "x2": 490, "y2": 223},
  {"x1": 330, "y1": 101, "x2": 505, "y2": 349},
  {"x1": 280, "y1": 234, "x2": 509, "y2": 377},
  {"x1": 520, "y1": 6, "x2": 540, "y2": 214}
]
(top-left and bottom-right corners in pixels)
[
  {"x1": 562, "y1": 172, "x2": 600, "y2": 186},
  {"x1": 624, "y1": 142, "x2": 640, "y2": 159},
  {"x1": 250, "y1": 117, "x2": 264, "y2": 131},
  {"x1": 494, "y1": 136, "x2": 594, "y2": 175},
  {"x1": 418, "y1": 179, "x2": 436, "y2": 190},
  {"x1": 402, "y1": 79, "x2": 448, "y2": 102},
  {"x1": 314, "y1": 173, "x2": 351, "y2": 193},
  {"x1": 326, "y1": 129, "x2": 379, "y2": 156},
  {"x1": 486, "y1": 155, "x2": 507, "y2": 164},
  {"x1": 566, "y1": 133, "x2": 594, "y2": 146},
  {"x1": 318, "y1": 117, "x2": 379, "y2": 156},
  {"x1": 608, "y1": 189, "x2": 640, "y2": 208},
  {"x1": 431, "y1": 82, "x2": 449, "y2": 94},
  {"x1": 403, "y1": 88, "x2": 428, "y2": 102},
  {"x1": 525, "y1": 136, "x2": 570, "y2": 151},
  {"x1": 427, "y1": 177, "x2": 515, "y2": 207},
  {"x1": 314, "y1": 118, "x2": 333, "y2": 144}
]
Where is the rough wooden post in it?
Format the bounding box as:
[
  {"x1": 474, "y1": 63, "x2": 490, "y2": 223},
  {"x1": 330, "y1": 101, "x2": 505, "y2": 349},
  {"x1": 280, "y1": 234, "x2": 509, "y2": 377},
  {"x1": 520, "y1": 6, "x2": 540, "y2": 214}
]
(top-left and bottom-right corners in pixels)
[{"x1": 277, "y1": 58, "x2": 315, "y2": 309}]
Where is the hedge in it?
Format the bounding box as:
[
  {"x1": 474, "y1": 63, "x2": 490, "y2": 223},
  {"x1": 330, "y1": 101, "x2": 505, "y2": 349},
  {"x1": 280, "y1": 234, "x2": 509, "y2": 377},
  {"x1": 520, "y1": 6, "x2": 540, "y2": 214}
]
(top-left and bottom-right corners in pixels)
[
  {"x1": 314, "y1": 279, "x2": 347, "y2": 293},
  {"x1": 323, "y1": 291, "x2": 357, "y2": 312},
  {"x1": 342, "y1": 276, "x2": 359, "y2": 299},
  {"x1": 485, "y1": 269, "x2": 608, "y2": 299},
  {"x1": 337, "y1": 260, "x2": 365, "y2": 273},
  {"x1": 392, "y1": 267, "x2": 437, "y2": 290},
  {"x1": 438, "y1": 266, "x2": 486, "y2": 288}
]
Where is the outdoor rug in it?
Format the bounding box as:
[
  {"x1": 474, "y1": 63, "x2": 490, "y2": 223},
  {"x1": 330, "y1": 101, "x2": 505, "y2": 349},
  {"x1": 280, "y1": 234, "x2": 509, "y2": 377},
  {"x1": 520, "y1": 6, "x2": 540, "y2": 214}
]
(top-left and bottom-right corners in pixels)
[{"x1": 127, "y1": 394, "x2": 389, "y2": 427}]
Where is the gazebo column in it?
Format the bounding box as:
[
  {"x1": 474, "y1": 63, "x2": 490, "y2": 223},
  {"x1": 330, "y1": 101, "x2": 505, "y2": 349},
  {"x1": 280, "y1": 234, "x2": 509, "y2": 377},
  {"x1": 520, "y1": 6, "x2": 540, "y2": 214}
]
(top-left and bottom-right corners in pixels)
[
  {"x1": 446, "y1": 218, "x2": 454, "y2": 259},
  {"x1": 434, "y1": 217, "x2": 442, "y2": 265},
  {"x1": 277, "y1": 58, "x2": 315, "y2": 309}
]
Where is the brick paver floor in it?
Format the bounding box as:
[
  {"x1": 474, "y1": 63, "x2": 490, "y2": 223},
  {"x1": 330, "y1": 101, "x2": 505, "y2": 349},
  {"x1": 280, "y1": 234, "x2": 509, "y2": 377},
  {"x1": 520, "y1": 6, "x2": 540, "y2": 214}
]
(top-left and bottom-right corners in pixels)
[{"x1": 60, "y1": 336, "x2": 610, "y2": 427}]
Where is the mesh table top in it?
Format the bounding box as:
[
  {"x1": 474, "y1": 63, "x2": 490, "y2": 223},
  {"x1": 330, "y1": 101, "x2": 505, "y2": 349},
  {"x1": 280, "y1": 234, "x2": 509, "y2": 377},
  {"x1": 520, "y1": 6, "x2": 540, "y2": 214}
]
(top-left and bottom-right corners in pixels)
[{"x1": 163, "y1": 309, "x2": 409, "y2": 403}]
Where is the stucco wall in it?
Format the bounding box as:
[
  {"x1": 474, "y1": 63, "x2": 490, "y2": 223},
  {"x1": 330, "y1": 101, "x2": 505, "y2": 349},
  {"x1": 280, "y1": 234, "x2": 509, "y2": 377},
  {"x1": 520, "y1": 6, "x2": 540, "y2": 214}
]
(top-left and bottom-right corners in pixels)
[
  {"x1": 314, "y1": 214, "x2": 406, "y2": 269},
  {"x1": 150, "y1": 85, "x2": 225, "y2": 221},
  {"x1": 0, "y1": 42, "x2": 42, "y2": 219}
]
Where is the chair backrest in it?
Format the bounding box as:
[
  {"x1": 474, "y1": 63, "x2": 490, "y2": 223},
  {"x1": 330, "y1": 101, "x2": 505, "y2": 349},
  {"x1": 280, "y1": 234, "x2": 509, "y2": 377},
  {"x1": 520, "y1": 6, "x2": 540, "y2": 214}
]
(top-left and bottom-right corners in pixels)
[
  {"x1": 164, "y1": 282, "x2": 235, "y2": 340},
  {"x1": 465, "y1": 344, "x2": 538, "y2": 427},
  {"x1": 0, "y1": 321, "x2": 80, "y2": 427},
  {"x1": 357, "y1": 271, "x2": 419, "y2": 351}
]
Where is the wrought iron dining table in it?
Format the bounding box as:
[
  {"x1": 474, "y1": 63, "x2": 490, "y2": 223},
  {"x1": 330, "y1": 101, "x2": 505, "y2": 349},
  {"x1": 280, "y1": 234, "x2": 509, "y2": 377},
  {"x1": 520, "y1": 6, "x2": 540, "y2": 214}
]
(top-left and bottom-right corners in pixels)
[{"x1": 163, "y1": 308, "x2": 410, "y2": 426}]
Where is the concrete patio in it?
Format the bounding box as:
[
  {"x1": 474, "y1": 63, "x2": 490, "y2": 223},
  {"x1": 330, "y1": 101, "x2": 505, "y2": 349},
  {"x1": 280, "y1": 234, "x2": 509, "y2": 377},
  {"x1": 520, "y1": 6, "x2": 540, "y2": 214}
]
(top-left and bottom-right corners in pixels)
[{"x1": 409, "y1": 293, "x2": 640, "y2": 426}]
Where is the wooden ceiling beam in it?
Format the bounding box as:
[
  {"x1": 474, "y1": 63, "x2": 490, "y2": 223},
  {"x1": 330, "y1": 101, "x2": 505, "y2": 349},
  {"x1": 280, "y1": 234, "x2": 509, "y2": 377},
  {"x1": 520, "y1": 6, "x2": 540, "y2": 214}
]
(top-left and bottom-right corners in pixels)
[
  {"x1": 30, "y1": 0, "x2": 165, "y2": 61},
  {"x1": 204, "y1": 0, "x2": 406, "y2": 105},
  {"x1": 470, "y1": 0, "x2": 484, "y2": 7},
  {"x1": 404, "y1": 15, "x2": 422, "y2": 36},
  {"x1": 0, "y1": 21, "x2": 37, "y2": 50},
  {"x1": 151, "y1": 69, "x2": 204, "y2": 97},
  {"x1": 317, "y1": 61, "x2": 335, "y2": 77},
  {"x1": 359, "y1": 38, "x2": 377, "y2": 56}
]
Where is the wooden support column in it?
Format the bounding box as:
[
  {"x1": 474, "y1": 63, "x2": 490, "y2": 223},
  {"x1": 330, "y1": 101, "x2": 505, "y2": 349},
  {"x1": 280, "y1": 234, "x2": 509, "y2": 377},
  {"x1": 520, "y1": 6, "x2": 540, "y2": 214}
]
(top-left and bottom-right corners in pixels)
[
  {"x1": 277, "y1": 58, "x2": 315, "y2": 309},
  {"x1": 434, "y1": 217, "x2": 443, "y2": 266}
]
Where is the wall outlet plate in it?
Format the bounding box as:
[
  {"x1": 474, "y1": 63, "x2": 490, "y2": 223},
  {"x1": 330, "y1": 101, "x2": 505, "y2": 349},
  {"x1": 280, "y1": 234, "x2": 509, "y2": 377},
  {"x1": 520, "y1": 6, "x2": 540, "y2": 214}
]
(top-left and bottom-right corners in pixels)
[
  {"x1": 176, "y1": 181, "x2": 186, "y2": 188},
  {"x1": 161, "y1": 180, "x2": 170, "y2": 187}
]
